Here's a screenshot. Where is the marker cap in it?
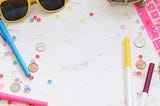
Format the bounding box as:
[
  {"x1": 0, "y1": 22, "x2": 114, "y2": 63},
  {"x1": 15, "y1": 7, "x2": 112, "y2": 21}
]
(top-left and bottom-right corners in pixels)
[{"x1": 143, "y1": 63, "x2": 155, "y2": 93}]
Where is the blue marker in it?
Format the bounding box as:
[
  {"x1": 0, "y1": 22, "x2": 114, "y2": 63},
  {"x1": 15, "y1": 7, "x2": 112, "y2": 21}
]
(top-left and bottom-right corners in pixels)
[{"x1": 0, "y1": 18, "x2": 31, "y2": 77}]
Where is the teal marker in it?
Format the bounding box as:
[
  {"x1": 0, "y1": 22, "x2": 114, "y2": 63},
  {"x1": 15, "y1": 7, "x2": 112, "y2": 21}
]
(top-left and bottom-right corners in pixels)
[{"x1": 0, "y1": 18, "x2": 31, "y2": 77}]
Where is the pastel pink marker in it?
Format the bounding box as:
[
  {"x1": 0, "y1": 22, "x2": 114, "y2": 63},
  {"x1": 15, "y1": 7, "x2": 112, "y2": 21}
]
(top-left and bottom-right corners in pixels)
[
  {"x1": 0, "y1": 92, "x2": 48, "y2": 106},
  {"x1": 139, "y1": 63, "x2": 155, "y2": 106}
]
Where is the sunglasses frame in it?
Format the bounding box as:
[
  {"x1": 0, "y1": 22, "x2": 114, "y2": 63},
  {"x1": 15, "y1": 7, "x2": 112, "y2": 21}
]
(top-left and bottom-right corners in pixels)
[{"x1": 0, "y1": 0, "x2": 68, "y2": 22}]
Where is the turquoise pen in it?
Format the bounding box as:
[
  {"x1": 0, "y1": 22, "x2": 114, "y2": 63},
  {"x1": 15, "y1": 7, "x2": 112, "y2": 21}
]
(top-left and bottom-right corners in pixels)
[{"x1": 0, "y1": 18, "x2": 31, "y2": 77}]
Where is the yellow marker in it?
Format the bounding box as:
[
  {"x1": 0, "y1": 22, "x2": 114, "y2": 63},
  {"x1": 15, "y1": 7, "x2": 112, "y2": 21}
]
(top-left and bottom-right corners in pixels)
[
  {"x1": 124, "y1": 37, "x2": 131, "y2": 67},
  {"x1": 124, "y1": 37, "x2": 133, "y2": 106}
]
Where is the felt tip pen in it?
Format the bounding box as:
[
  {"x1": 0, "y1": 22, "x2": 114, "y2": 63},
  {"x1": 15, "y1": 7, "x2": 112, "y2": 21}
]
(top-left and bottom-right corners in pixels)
[
  {"x1": 0, "y1": 92, "x2": 48, "y2": 106},
  {"x1": 139, "y1": 63, "x2": 155, "y2": 106},
  {"x1": 124, "y1": 37, "x2": 133, "y2": 106},
  {"x1": 0, "y1": 18, "x2": 31, "y2": 77}
]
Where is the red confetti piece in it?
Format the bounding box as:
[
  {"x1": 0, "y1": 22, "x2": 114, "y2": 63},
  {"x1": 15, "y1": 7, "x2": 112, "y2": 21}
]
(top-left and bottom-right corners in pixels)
[
  {"x1": 33, "y1": 16, "x2": 37, "y2": 20},
  {"x1": 29, "y1": 75, "x2": 34, "y2": 80},
  {"x1": 0, "y1": 74, "x2": 3, "y2": 78},
  {"x1": 37, "y1": 18, "x2": 41, "y2": 22},
  {"x1": 136, "y1": 71, "x2": 141, "y2": 76},
  {"x1": 8, "y1": 100, "x2": 12, "y2": 104},
  {"x1": 89, "y1": 12, "x2": 94, "y2": 16},
  {"x1": 138, "y1": 55, "x2": 143, "y2": 59},
  {"x1": 35, "y1": 54, "x2": 40, "y2": 59}
]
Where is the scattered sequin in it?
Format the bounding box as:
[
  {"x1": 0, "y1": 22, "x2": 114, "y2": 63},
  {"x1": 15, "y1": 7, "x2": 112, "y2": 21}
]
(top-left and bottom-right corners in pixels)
[
  {"x1": 29, "y1": 76, "x2": 34, "y2": 80},
  {"x1": 37, "y1": 18, "x2": 41, "y2": 23},
  {"x1": 31, "y1": 59, "x2": 36, "y2": 63},
  {"x1": 80, "y1": 18, "x2": 85, "y2": 23},
  {"x1": 35, "y1": 54, "x2": 40, "y2": 59},
  {"x1": 137, "y1": 92, "x2": 142, "y2": 96},
  {"x1": 67, "y1": 5, "x2": 72, "y2": 11},
  {"x1": 0, "y1": 83, "x2": 4, "y2": 89},
  {"x1": 89, "y1": 12, "x2": 94, "y2": 16},
  {"x1": 136, "y1": 71, "x2": 142, "y2": 76},
  {"x1": 141, "y1": 69, "x2": 146, "y2": 74},
  {"x1": 135, "y1": 19, "x2": 140, "y2": 24},
  {"x1": 138, "y1": 55, "x2": 143, "y2": 59},
  {"x1": 47, "y1": 80, "x2": 52, "y2": 84},
  {"x1": 24, "y1": 86, "x2": 31, "y2": 93},
  {"x1": 120, "y1": 25, "x2": 125, "y2": 29},
  {"x1": 15, "y1": 78, "x2": 20, "y2": 82},
  {"x1": 13, "y1": 61, "x2": 18, "y2": 65},
  {"x1": 29, "y1": 18, "x2": 34, "y2": 23},
  {"x1": 12, "y1": 36, "x2": 16, "y2": 40},
  {"x1": 8, "y1": 100, "x2": 12, "y2": 104},
  {"x1": 33, "y1": 16, "x2": 37, "y2": 20},
  {"x1": 55, "y1": 14, "x2": 60, "y2": 19},
  {"x1": 0, "y1": 74, "x2": 4, "y2": 78}
]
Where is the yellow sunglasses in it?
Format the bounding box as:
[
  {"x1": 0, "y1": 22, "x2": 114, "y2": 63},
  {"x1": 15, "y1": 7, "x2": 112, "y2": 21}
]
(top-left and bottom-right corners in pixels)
[{"x1": 0, "y1": 0, "x2": 68, "y2": 22}]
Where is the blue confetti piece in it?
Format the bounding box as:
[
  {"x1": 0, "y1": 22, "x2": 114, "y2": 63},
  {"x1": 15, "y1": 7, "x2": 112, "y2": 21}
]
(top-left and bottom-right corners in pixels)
[
  {"x1": 13, "y1": 61, "x2": 17, "y2": 65},
  {"x1": 12, "y1": 36, "x2": 16, "y2": 40},
  {"x1": 25, "y1": 87, "x2": 31, "y2": 93},
  {"x1": 47, "y1": 80, "x2": 52, "y2": 84},
  {"x1": 29, "y1": 18, "x2": 34, "y2": 23}
]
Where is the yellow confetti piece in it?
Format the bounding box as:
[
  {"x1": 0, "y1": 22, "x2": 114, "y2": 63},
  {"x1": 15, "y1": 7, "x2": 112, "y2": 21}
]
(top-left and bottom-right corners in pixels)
[
  {"x1": 12, "y1": 56, "x2": 17, "y2": 61},
  {"x1": 145, "y1": 44, "x2": 150, "y2": 49},
  {"x1": 80, "y1": 18, "x2": 85, "y2": 23},
  {"x1": 141, "y1": 69, "x2": 146, "y2": 74},
  {"x1": 55, "y1": 14, "x2": 60, "y2": 19},
  {"x1": 124, "y1": 12, "x2": 129, "y2": 16},
  {"x1": 67, "y1": 5, "x2": 72, "y2": 11}
]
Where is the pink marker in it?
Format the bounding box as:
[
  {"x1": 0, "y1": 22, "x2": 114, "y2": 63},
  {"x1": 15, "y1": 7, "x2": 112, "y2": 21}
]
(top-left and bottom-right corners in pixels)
[
  {"x1": 139, "y1": 63, "x2": 155, "y2": 106},
  {"x1": 0, "y1": 92, "x2": 48, "y2": 106}
]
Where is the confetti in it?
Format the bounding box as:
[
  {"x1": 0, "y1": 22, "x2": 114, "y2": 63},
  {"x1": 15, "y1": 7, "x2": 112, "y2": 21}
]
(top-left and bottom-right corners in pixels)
[
  {"x1": 12, "y1": 36, "x2": 16, "y2": 40},
  {"x1": 120, "y1": 25, "x2": 125, "y2": 29},
  {"x1": 29, "y1": 76, "x2": 34, "y2": 80},
  {"x1": 89, "y1": 12, "x2": 94, "y2": 16},
  {"x1": 15, "y1": 78, "x2": 20, "y2": 82},
  {"x1": 35, "y1": 54, "x2": 40, "y2": 59},
  {"x1": 138, "y1": 54, "x2": 143, "y2": 59},
  {"x1": 67, "y1": 5, "x2": 72, "y2": 11},
  {"x1": 37, "y1": 18, "x2": 41, "y2": 23},
  {"x1": 47, "y1": 80, "x2": 52, "y2": 84},
  {"x1": 31, "y1": 59, "x2": 36, "y2": 63},
  {"x1": 55, "y1": 14, "x2": 60, "y2": 19},
  {"x1": 0, "y1": 74, "x2": 4, "y2": 78},
  {"x1": 136, "y1": 71, "x2": 142, "y2": 76},
  {"x1": 141, "y1": 69, "x2": 146, "y2": 74},
  {"x1": 0, "y1": 83, "x2": 4, "y2": 89},
  {"x1": 80, "y1": 18, "x2": 85, "y2": 23},
  {"x1": 33, "y1": 16, "x2": 37, "y2": 20},
  {"x1": 24, "y1": 86, "x2": 31, "y2": 93},
  {"x1": 29, "y1": 18, "x2": 34, "y2": 23}
]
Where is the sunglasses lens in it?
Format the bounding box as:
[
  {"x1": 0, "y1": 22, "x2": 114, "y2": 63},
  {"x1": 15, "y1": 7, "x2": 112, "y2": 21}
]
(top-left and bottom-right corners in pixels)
[
  {"x1": 1, "y1": 0, "x2": 28, "y2": 21},
  {"x1": 39, "y1": 0, "x2": 65, "y2": 11}
]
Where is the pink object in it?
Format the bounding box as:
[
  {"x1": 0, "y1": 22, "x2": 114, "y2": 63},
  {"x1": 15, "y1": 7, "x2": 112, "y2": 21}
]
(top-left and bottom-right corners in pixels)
[
  {"x1": 0, "y1": 92, "x2": 48, "y2": 106},
  {"x1": 143, "y1": 63, "x2": 155, "y2": 93},
  {"x1": 134, "y1": 1, "x2": 160, "y2": 56}
]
